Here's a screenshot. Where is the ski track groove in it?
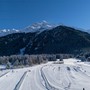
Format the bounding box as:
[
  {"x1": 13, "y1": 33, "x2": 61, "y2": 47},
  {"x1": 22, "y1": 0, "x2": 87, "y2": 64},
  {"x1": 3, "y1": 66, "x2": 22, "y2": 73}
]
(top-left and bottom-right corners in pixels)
[
  {"x1": 41, "y1": 65, "x2": 66, "y2": 90},
  {"x1": 41, "y1": 66, "x2": 60, "y2": 90},
  {"x1": 0, "y1": 71, "x2": 10, "y2": 78},
  {"x1": 14, "y1": 71, "x2": 27, "y2": 90}
]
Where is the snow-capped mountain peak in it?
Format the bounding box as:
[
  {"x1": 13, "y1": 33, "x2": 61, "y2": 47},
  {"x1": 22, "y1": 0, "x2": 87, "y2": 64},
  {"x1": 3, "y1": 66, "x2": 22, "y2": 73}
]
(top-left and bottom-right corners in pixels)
[
  {"x1": 23, "y1": 21, "x2": 55, "y2": 33},
  {"x1": 0, "y1": 21, "x2": 56, "y2": 37},
  {"x1": 0, "y1": 29, "x2": 20, "y2": 37}
]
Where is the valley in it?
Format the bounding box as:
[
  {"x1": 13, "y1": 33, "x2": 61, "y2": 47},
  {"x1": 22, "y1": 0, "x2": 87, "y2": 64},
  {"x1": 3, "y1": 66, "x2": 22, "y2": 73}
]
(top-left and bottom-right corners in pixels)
[{"x1": 0, "y1": 58, "x2": 90, "y2": 90}]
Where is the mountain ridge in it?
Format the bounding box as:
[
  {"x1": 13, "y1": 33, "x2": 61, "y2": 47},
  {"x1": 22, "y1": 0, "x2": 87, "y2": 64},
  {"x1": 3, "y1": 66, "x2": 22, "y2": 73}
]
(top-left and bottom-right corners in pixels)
[
  {"x1": 0, "y1": 25, "x2": 90, "y2": 56},
  {"x1": 0, "y1": 21, "x2": 55, "y2": 37}
]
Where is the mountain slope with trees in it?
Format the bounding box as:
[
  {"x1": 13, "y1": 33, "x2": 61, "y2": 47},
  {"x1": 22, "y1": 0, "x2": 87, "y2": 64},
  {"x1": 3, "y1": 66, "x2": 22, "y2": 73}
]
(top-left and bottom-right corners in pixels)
[{"x1": 0, "y1": 25, "x2": 90, "y2": 56}]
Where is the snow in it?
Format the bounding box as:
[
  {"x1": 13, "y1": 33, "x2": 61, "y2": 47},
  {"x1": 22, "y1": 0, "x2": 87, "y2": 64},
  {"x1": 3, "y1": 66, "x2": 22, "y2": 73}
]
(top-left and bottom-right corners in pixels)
[
  {"x1": 0, "y1": 65, "x2": 6, "y2": 69},
  {"x1": 2, "y1": 29, "x2": 7, "y2": 32},
  {"x1": 0, "y1": 21, "x2": 56, "y2": 37},
  {"x1": 0, "y1": 29, "x2": 20, "y2": 37},
  {"x1": 0, "y1": 68, "x2": 26, "y2": 90},
  {"x1": 0, "y1": 58, "x2": 90, "y2": 90},
  {"x1": 22, "y1": 21, "x2": 56, "y2": 33},
  {"x1": 19, "y1": 47, "x2": 25, "y2": 55},
  {"x1": 0, "y1": 69, "x2": 9, "y2": 77}
]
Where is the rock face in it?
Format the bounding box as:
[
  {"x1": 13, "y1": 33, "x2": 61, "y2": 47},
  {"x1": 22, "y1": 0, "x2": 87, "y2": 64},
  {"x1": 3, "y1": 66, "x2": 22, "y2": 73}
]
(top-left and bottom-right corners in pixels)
[{"x1": 0, "y1": 25, "x2": 90, "y2": 56}]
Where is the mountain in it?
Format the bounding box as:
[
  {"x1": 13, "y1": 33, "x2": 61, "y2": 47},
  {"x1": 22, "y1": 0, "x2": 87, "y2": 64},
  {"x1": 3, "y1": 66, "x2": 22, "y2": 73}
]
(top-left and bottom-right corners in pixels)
[
  {"x1": 22, "y1": 20, "x2": 55, "y2": 33},
  {"x1": 0, "y1": 25, "x2": 90, "y2": 56},
  {"x1": 0, "y1": 32, "x2": 36, "y2": 56},
  {"x1": 25, "y1": 25, "x2": 90, "y2": 54},
  {"x1": 86, "y1": 29, "x2": 90, "y2": 34},
  {"x1": 0, "y1": 29, "x2": 20, "y2": 37},
  {"x1": 0, "y1": 21, "x2": 55, "y2": 37}
]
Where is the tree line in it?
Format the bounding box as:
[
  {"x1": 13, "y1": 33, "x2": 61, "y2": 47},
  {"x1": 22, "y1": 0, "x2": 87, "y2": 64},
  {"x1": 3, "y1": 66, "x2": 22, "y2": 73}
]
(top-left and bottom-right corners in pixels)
[{"x1": 0, "y1": 54, "x2": 73, "y2": 69}]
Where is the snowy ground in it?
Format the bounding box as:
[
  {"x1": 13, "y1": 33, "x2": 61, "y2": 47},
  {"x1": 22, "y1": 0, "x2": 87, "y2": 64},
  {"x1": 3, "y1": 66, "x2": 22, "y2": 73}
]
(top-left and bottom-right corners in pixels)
[{"x1": 0, "y1": 58, "x2": 90, "y2": 90}]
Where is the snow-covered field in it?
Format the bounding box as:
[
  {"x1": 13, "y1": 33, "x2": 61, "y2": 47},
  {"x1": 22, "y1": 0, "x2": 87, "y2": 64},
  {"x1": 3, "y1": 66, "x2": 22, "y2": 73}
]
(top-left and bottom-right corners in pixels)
[{"x1": 0, "y1": 58, "x2": 90, "y2": 90}]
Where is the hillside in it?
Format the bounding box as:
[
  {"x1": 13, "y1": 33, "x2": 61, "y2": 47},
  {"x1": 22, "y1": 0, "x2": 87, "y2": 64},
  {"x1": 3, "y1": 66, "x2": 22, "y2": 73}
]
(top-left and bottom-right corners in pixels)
[
  {"x1": 0, "y1": 25, "x2": 90, "y2": 56},
  {"x1": 25, "y1": 26, "x2": 90, "y2": 54}
]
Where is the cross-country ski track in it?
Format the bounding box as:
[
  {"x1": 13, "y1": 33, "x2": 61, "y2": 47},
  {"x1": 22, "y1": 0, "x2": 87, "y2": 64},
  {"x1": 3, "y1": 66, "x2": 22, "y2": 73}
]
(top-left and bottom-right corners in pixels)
[{"x1": 0, "y1": 58, "x2": 90, "y2": 90}]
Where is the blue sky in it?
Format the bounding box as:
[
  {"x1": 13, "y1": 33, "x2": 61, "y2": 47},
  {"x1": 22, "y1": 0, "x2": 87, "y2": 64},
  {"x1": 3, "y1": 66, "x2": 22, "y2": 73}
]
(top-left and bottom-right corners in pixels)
[{"x1": 0, "y1": 0, "x2": 90, "y2": 30}]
